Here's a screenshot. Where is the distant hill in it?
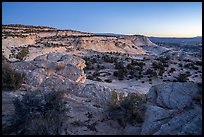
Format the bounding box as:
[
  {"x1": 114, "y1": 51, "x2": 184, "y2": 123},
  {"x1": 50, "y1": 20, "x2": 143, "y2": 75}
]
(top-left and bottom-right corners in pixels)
[{"x1": 149, "y1": 36, "x2": 202, "y2": 45}]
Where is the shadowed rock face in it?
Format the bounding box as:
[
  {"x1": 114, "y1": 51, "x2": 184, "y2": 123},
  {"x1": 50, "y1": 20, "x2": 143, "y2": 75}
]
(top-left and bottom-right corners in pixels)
[{"x1": 141, "y1": 82, "x2": 202, "y2": 135}]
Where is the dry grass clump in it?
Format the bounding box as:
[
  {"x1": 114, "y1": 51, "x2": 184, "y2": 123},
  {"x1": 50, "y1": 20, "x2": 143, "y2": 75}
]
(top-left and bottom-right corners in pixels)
[
  {"x1": 15, "y1": 47, "x2": 29, "y2": 61},
  {"x1": 2, "y1": 62, "x2": 25, "y2": 90},
  {"x1": 108, "y1": 92, "x2": 146, "y2": 127},
  {"x1": 11, "y1": 90, "x2": 69, "y2": 135}
]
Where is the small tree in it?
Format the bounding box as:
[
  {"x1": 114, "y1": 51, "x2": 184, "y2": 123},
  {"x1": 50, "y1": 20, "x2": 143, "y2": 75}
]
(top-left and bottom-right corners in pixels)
[{"x1": 16, "y1": 47, "x2": 29, "y2": 61}]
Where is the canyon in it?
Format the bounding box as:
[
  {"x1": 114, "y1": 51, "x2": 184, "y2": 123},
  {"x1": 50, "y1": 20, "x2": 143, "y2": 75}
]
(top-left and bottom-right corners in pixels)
[{"x1": 2, "y1": 24, "x2": 202, "y2": 135}]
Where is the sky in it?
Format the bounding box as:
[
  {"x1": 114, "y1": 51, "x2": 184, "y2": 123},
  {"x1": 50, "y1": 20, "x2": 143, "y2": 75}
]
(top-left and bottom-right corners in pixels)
[{"x1": 2, "y1": 2, "x2": 202, "y2": 37}]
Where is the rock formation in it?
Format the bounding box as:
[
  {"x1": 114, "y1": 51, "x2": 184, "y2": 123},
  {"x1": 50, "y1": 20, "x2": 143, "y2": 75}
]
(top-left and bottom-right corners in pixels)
[{"x1": 141, "y1": 82, "x2": 202, "y2": 135}]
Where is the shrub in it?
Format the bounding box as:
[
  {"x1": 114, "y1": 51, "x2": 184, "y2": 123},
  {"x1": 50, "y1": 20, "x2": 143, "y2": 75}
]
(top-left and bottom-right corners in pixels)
[
  {"x1": 102, "y1": 55, "x2": 115, "y2": 63},
  {"x1": 16, "y1": 47, "x2": 29, "y2": 61},
  {"x1": 87, "y1": 75, "x2": 93, "y2": 80},
  {"x1": 194, "y1": 61, "x2": 202, "y2": 66},
  {"x1": 95, "y1": 77, "x2": 102, "y2": 82},
  {"x1": 104, "y1": 79, "x2": 112, "y2": 83},
  {"x1": 2, "y1": 62, "x2": 25, "y2": 90},
  {"x1": 113, "y1": 71, "x2": 118, "y2": 77},
  {"x1": 109, "y1": 93, "x2": 146, "y2": 127},
  {"x1": 108, "y1": 91, "x2": 123, "y2": 109},
  {"x1": 126, "y1": 64, "x2": 134, "y2": 70},
  {"x1": 115, "y1": 61, "x2": 125, "y2": 69},
  {"x1": 169, "y1": 68, "x2": 176, "y2": 73},
  {"x1": 146, "y1": 69, "x2": 157, "y2": 77},
  {"x1": 158, "y1": 69, "x2": 165, "y2": 76},
  {"x1": 175, "y1": 73, "x2": 190, "y2": 82},
  {"x1": 114, "y1": 69, "x2": 126, "y2": 80},
  {"x1": 179, "y1": 63, "x2": 183, "y2": 67},
  {"x1": 184, "y1": 63, "x2": 192, "y2": 68},
  {"x1": 12, "y1": 90, "x2": 69, "y2": 135},
  {"x1": 129, "y1": 76, "x2": 134, "y2": 79},
  {"x1": 93, "y1": 71, "x2": 100, "y2": 77}
]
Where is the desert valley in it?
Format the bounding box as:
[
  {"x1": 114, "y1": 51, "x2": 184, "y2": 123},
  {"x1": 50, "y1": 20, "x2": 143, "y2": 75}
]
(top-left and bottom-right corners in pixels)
[{"x1": 2, "y1": 24, "x2": 202, "y2": 135}]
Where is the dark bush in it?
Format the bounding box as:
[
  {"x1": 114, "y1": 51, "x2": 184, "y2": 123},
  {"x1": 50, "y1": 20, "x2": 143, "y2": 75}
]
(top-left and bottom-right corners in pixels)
[
  {"x1": 115, "y1": 61, "x2": 125, "y2": 69},
  {"x1": 169, "y1": 68, "x2": 176, "y2": 73},
  {"x1": 102, "y1": 55, "x2": 115, "y2": 63},
  {"x1": 109, "y1": 93, "x2": 146, "y2": 127},
  {"x1": 114, "y1": 69, "x2": 126, "y2": 80},
  {"x1": 146, "y1": 69, "x2": 157, "y2": 77},
  {"x1": 175, "y1": 73, "x2": 190, "y2": 82},
  {"x1": 104, "y1": 79, "x2": 112, "y2": 83},
  {"x1": 179, "y1": 63, "x2": 183, "y2": 67},
  {"x1": 95, "y1": 77, "x2": 102, "y2": 82},
  {"x1": 2, "y1": 62, "x2": 25, "y2": 90},
  {"x1": 87, "y1": 75, "x2": 93, "y2": 80},
  {"x1": 12, "y1": 90, "x2": 69, "y2": 135},
  {"x1": 194, "y1": 61, "x2": 202, "y2": 66},
  {"x1": 127, "y1": 64, "x2": 135, "y2": 70},
  {"x1": 16, "y1": 47, "x2": 29, "y2": 61}
]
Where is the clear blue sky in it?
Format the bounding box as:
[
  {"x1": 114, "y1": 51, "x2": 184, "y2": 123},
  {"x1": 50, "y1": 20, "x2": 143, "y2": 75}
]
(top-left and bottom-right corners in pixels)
[{"x1": 2, "y1": 2, "x2": 202, "y2": 37}]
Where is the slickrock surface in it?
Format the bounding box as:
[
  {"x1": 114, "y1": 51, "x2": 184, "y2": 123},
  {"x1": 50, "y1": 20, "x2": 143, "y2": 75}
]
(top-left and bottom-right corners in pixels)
[
  {"x1": 10, "y1": 53, "x2": 86, "y2": 84},
  {"x1": 141, "y1": 82, "x2": 202, "y2": 135}
]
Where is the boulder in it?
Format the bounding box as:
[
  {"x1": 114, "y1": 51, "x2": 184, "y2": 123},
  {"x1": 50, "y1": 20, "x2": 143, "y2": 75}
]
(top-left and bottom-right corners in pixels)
[
  {"x1": 141, "y1": 82, "x2": 202, "y2": 135},
  {"x1": 76, "y1": 84, "x2": 114, "y2": 108},
  {"x1": 39, "y1": 76, "x2": 78, "y2": 92},
  {"x1": 56, "y1": 64, "x2": 85, "y2": 83}
]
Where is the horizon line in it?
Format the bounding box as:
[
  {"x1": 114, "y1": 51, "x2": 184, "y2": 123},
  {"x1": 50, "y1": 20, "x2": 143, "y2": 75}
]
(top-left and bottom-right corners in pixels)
[{"x1": 2, "y1": 23, "x2": 202, "y2": 38}]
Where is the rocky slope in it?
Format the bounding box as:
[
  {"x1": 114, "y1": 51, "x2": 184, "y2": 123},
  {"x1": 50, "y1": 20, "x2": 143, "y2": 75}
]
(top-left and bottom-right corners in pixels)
[{"x1": 2, "y1": 53, "x2": 202, "y2": 135}]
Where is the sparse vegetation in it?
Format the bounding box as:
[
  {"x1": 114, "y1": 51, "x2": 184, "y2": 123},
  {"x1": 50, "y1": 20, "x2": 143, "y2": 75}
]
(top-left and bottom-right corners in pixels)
[
  {"x1": 109, "y1": 92, "x2": 146, "y2": 127},
  {"x1": 175, "y1": 72, "x2": 191, "y2": 82},
  {"x1": 104, "y1": 79, "x2": 112, "y2": 83},
  {"x1": 2, "y1": 62, "x2": 25, "y2": 90},
  {"x1": 169, "y1": 67, "x2": 176, "y2": 73},
  {"x1": 16, "y1": 47, "x2": 29, "y2": 61},
  {"x1": 12, "y1": 90, "x2": 69, "y2": 135}
]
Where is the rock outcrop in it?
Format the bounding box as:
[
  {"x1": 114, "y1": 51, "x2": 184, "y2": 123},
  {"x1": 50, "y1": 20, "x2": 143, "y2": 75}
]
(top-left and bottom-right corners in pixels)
[
  {"x1": 141, "y1": 82, "x2": 202, "y2": 135},
  {"x1": 11, "y1": 53, "x2": 86, "y2": 85}
]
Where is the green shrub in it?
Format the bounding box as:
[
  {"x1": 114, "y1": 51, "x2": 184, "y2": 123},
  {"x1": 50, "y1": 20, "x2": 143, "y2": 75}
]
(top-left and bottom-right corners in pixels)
[
  {"x1": 87, "y1": 75, "x2": 93, "y2": 80},
  {"x1": 146, "y1": 69, "x2": 157, "y2": 77},
  {"x1": 95, "y1": 77, "x2": 102, "y2": 82},
  {"x1": 109, "y1": 92, "x2": 146, "y2": 127},
  {"x1": 126, "y1": 64, "x2": 134, "y2": 70},
  {"x1": 115, "y1": 61, "x2": 125, "y2": 69},
  {"x1": 179, "y1": 63, "x2": 183, "y2": 67},
  {"x1": 108, "y1": 91, "x2": 122, "y2": 109},
  {"x1": 176, "y1": 73, "x2": 190, "y2": 82},
  {"x1": 104, "y1": 79, "x2": 112, "y2": 83},
  {"x1": 114, "y1": 69, "x2": 126, "y2": 80},
  {"x1": 195, "y1": 61, "x2": 202, "y2": 66},
  {"x1": 12, "y1": 90, "x2": 69, "y2": 135},
  {"x1": 16, "y1": 47, "x2": 29, "y2": 61},
  {"x1": 2, "y1": 62, "x2": 25, "y2": 90}
]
